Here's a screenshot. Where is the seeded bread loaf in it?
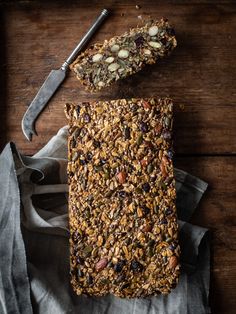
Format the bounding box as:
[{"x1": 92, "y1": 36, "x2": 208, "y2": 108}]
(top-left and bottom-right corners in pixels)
[
  {"x1": 66, "y1": 98, "x2": 180, "y2": 298},
  {"x1": 70, "y1": 19, "x2": 177, "y2": 92}
]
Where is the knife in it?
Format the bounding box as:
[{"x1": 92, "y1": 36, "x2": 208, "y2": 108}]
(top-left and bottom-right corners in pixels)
[{"x1": 22, "y1": 8, "x2": 109, "y2": 141}]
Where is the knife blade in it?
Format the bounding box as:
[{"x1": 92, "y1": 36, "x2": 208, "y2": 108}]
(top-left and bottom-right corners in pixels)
[{"x1": 22, "y1": 9, "x2": 109, "y2": 141}]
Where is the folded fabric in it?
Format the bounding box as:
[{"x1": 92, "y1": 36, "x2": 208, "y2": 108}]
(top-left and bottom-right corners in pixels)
[{"x1": 0, "y1": 126, "x2": 210, "y2": 314}]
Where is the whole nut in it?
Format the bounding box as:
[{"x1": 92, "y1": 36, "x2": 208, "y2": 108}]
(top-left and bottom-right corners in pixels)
[
  {"x1": 108, "y1": 63, "x2": 120, "y2": 72},
  {"x1": 110, "y1": 44, "x2": 120, "y2": 52},
  {"x1": 92, "y1": 53, "x2": 103, "y2": 62},
  {"x1": 148, "y1": 26, "x2": 159, "y2": 36},
  {"x1": 116, "y1": 171, "x2": 127, "y2": 184},
  {"x1": 168, "y1": 255, "x2": 178, "y2": 269},
  {"x1": 95, "y1": 258, "x2": 108, "y2": 272},
  {"x1": 160, "y1": 159, "x2": 168, "y2": 177},
  {"x1": 105, "y1": 56, "x2": 115, "y2": 63},
  {"x1": 118, "y1": 49, "x2": 129, "y2": 59},
  {"x1": 148, "y1": 41, "x2": 162, "y2": 49}
]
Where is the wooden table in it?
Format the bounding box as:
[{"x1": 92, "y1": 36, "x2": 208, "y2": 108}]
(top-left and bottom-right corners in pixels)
[{"x1": 1, "y1": 1, "x2": 235, "y2": 313}]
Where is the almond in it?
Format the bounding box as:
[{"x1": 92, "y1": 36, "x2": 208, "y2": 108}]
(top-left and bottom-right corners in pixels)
[
  {"x1": 168, "y1": 256, "x2": 178, "y2": 269},
  {"x1": 117, "y1": 171, "x2": 127, "y2": 184},
  {"x1": 95, "y1": 258, "x2": 108, "y2": 272}
]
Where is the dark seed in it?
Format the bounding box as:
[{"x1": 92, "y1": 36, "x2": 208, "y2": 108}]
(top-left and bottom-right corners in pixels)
[
  {"x1": 141, "y1": 205, "x2": 150, "y2": 216},
  {"x1": 161, "y1": 182, "x2": 168, "y2": 190},
  {"x1": 99, "y1": 159, "x2": 106, "y2": 165},
  {"x1": 147, "y1": 164, "x2": 154, "y2": 174},
  {"x1": 136, "y1": 242, "x2": 143, "y2": 248},
  {"x1": 76, "y1": 105, "x2": 81, "y2": 116},
  {"x1": 131, "y1": 104, "x2": 139, "y2": 112},
  {"x1": 83, "y1": 113, "x2": 91, "y2": 123},
  {"x1": 84, "y1": 207, "x2": 90, "y2": 218},
  {"x1": 87, "y1": 195, "x2": 94, "y2": 205},
  {"x1": 154, "y1": 206, "x2": 159, "y2": 214},
  {"x1": 130, "y1": 260, "x2": 143, "y2": 272},
  {"x1": 160, "y1": 219, "x2": 168, "y2": 225},
  {"x1": 79, "y1": 159, "x2": 87, "y2": 165},
  {"x1": 77, "y1": 268, "x2": 83, "y2": 278},
  {"x1": 106, "y1": 190, "x2": 114, "y2": 198},
  {"x1": 107, "y1": 261, "x2": 113, "y2": 268},
  {"x1": 94, "y1": 165, "x2": 103, "y2": 172},
  {"x1": 142, "y1": 182, "x2": 150, "y2": 192},
  {"x1": 87, "y1": 275, "x2": 93, "y2": 285},
  {"x1": 167, "y1": 150, "x2": 173, "y2": 159},
  {"x1": 72, "y1": 231, "x2": 79, "y2": 242},
  {"x1": 118, "y1": 190, "x2": 127, "y2": 198},
  {"x1": 70, "y1": 269, "x2": 76, "y2": 277},
  {"x1": 148, "y1": 239, "x2": 155, "y2": 247},
  {"x1": 93, "y1": 140, "x2": 100, "y2": 148},
  {"x1": 147, "y1": 247, "x2": 154, "y2": 257},
  {"x1": 144, "y1": 141, "x2": 154, "y2": 150},
  {"x1": 153, "y1": 108, "x2": 161, "y2": 116},
  {"x1": 103, "y1": 168, "x2": 110, "y2": 179},
  {"x1": 161, "y1": 37, "x2": 167, "y2": 45},
  {"x1": 100, "y1": 278, "x2": 109, "y2": 285},
  {"x1": 114, "y1": 260, "x2": 125, "y2": 273},
  {"x1": 124, "y1": 127, "x2": 131, "y2": 140},
  {"x1": 137, "y1": 133, "x2": 143, "y2": 145},
  {"x1": 163, "y1": 256, "x2": 168, "y2": 263},
  {"x1": 135, "y1": 187, "x2": 142, "y2": 194},
  {"x1": 86, "y1": 152, "x2": 93, "y2": 161},
  {"x1": 165, "y1": 176, "x2": 173, "y2": 186},
  {"x1": 83, "y1": 245, "x2": 93, "y2": 256},
  {"x1": 167, "y1": 27, "x2": 175, "y2": 36},
  {"x1": 71, "y1": 138, "x2": 76, "y2": 148},
  {"x1": 80, "y1": 128, "x2": 87, "y2": 138},
  {"x1": 124, "y1": 237, "x2": 131, "y2": 245},
  {"x1": 77, "y1": 256, "x2": 84, "y2": 264},
  {"x1": 134, "y1": 35, "x2": 145, "y2": 48},
  {"x1": 121, "y1": 283, "x2": 129, "y2": 290},
  {"x1": 165, "y1": 208, "x2": 173, "y2": 215},
  {"x1": 128, "y1": 164, "x2": 135, "y2": 172},
  {"x1": 150, "y1": 175, "x2": 157, "y2": 182},
  {"x1": 169, "y1": 243, "x2": 177, "y2": 251},
  {"x1": 166, "y1": 237, "x2": 172, "y2": 243},
  {"x1": 72, "y1": 128, "x2": 81, "y2": 139},
  {"x1": 140, "y1": 122, "x2": 149, "y2": 133}
]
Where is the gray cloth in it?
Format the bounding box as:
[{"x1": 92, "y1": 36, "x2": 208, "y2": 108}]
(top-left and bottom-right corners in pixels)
[{"x1": 0, "y1": 126, "x2": 210, "y2": 314}]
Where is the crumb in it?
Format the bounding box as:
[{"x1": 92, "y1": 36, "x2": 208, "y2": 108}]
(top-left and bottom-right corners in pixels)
[
  {"x1": 135, "y1": 5, "x2": 141, "y2": 10},
  {"x1": 137, "y1": 15, "x2": 142, "y2": 20}
]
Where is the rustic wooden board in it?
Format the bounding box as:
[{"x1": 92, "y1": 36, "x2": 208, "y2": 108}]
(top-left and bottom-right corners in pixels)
[
  {"x1": 176, "y1": 156, "x2": 236, "y2": 314},
  {"x1": 1, "y1": 1, "x2": 236, "y2": 154},
  {"x1": 0, "y1": 1, "x2": 236, "y2": 313}
]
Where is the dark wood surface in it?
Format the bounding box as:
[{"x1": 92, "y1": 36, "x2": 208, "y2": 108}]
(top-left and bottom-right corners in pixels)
[{"x1": 0, "y1": 1, "x2": 235, "y2": 313}]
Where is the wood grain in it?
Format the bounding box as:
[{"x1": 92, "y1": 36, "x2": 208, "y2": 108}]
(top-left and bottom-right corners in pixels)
[
  {"x1": 176, "y1": 156, "x2": 236, "y2": 314},
  {"x1": 0, "y1": 1, "x2": 236, "y2": 313},
  {"x1": 1, "y1": 1, "x2": 236, "y2": 154}
]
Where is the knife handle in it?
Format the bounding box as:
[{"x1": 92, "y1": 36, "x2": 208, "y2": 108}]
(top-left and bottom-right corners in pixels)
[{"x1": 61, "y1": 9, "x2": 109, "y2": 70}]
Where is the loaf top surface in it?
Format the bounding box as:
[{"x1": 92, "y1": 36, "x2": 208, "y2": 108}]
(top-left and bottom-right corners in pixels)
[
  {"x1": 66, "y1": 98, "x2": 180, "y2": 298},
  {"x1": 71, "y1": 19, "x2": 177, "y2": 92}
]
